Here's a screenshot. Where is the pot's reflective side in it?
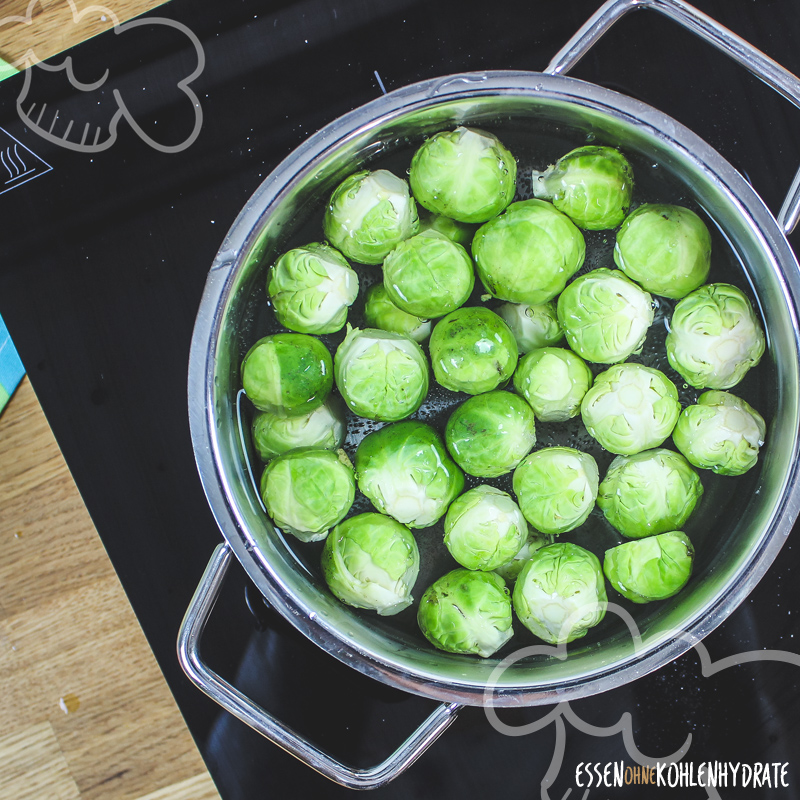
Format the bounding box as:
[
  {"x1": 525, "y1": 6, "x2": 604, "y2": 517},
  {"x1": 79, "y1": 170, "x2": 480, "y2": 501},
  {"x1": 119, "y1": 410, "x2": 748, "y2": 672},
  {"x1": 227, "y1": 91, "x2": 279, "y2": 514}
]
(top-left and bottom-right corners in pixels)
[{"x1": 189, "y1": 72, "x2": 800, "y2": 707}]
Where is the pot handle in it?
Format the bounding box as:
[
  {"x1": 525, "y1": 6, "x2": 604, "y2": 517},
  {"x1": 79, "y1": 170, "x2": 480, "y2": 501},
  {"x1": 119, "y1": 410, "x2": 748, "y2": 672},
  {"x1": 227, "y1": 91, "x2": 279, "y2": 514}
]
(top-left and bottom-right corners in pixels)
[
  {"x1": 177, "y1": 544, "x2": 461, "y2": 790},
  {"x1": 545, "y1": 0, "x2": 800, "y2": 236}
]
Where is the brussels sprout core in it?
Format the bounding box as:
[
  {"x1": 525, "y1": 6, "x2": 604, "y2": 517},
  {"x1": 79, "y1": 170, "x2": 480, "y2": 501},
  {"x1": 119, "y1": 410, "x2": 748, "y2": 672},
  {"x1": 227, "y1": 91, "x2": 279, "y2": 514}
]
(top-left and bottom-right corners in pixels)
[
  {"x1": 251, "y1": 395, "x2": 346, "y2": 462},
  {"x1": 383, "y1": 229, "x2": 475, "y2": 318},
  {"x1": 417, "y1": 569, "x2": 513, "y2": 657},
  {"x1": 429, "y1": 307, "x2": 518, "y2": 394},
  {"x1": 672, "y1": 391, "x2": 766, "y2": 476},
  {"x1": 513, "y1": 347, "x2": 593, "y2": 422},
  {"x1": 443, "y1": 485, "x2": 528, "y2": 571},
  {"x1": 532, "y1": 146, "x2": 634, "y2": 230},
  {"x1": 242, "y1": 333, "x2": 333, "y2": 416},
  {"x1": 259, "y1": 448, "x2": 355, "y2": 542},
  {"x1": 614, "y1": 204, "x2": 711, "y2": 299},
  {"x1": 556, "y1": 268, "x2": 654, "y2": 364},
  {"x1": 323, "y1": 169, "x2": 419, "y2": 264},
  {"x1": 355, "y1": 421, "x2": 464, "y2": 528},
  {"x1": 513, "y1": 543, "x2": 607, "y2": 644},
  {"x1": 322, "y1": 512, "x2": 420, "y2": 615},
  {"x1": 581, "y1": 363, "x2": 680, "y2": 455},
  {"x1": 410, "y1": 126, "x2": 517, "y2": 223},
  {"x1": 445, "y1": 391, "x2": 536, "y2": 478},
  {"x1": 598, "y1": 448, "x2": 704, "y2": 538},
  {"x1": 603, "y1": 531, "x2": 694, "y2": 603},
  {"x1": 666, "y1": 283, "x2": 765, "y2": 390},
  {"x1": 498, "y1": 300, "x2": 564, "y2": 354},
  {"x1": 472, "y1": 199, "x2": 585, "y2": 304},
  {"x1": 363, "y1": 284, "x2": 431, "y2": 342},
  {"x1": 267, "y1": 242, "x2": 359, "y2": 334},
  {"x1": 512, "y1": 447, "x2": 599, "y2": 535},
  {"x1": 334, "y1": 326, "x2": 429, "y2": 421}
]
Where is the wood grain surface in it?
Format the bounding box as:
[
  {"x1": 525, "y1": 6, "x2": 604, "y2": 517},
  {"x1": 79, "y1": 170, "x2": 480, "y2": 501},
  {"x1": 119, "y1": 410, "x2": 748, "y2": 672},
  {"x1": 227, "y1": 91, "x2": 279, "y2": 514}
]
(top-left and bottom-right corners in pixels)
[{"x1": 0, "y1": 378, "x2": 221, "y2": 800}]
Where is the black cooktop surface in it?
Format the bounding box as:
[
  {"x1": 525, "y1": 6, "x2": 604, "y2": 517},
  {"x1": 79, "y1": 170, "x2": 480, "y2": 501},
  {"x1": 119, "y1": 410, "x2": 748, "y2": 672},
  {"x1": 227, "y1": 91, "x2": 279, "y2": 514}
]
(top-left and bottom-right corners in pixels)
[{"x1": 1, "y1": 1, "x2": 799, "y2": 798}]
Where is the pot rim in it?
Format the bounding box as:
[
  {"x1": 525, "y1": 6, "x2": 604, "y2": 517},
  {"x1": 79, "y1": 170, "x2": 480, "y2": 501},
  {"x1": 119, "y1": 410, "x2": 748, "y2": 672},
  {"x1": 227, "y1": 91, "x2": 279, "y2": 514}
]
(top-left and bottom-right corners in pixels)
[{"x1": 188, "y1": 69, "x2": 800, "y2": 707}]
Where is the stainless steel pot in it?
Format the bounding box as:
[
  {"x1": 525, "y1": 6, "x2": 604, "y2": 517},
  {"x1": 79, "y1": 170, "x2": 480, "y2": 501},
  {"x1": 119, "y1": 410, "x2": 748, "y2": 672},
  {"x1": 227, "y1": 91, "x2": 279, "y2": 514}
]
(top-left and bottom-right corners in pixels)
[{"x1": 179, "y1": 0, "x2": 800, "y2": 788}]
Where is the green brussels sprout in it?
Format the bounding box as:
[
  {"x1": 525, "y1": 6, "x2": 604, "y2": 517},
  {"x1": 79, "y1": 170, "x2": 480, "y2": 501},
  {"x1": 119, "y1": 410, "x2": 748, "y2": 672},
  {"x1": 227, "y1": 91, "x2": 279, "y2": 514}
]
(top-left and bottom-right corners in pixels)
[
  {"x1": 597, "y1": 448, "x2": 703, "y2": 538},
  {"x1": 532, "y1": 146, "x2": 634, "y2": 230},
  {"x1": 429, "y1": 307, "x2": 518, "y2": 394},
  {"x1": 242, "y1": 333, "x2": 333, "y2": 416},
  {"x1": 614, "y1": 204, "x2": 711, "y2": 299},
  {"x1": 363, "y1": 284, "x2": 431, "y2": 342},
  {"x1": 513, "y1": 347, "x2": 593, "y2": 422},
  {"x1": 321, "y1": 512, "x2": 420, "y2": 615},
  {"x1": 334, "y1": 326, "x2": 428, "y2": 421},
  {"x1": 382, "y1": 229, "x2": 475, "y2": 318},
  {"x1": 603, "y1": 531, "x2": 694, "y2": 603},
  {"x1": 672, "y1": 391, "x2": 766, "y2": 476},
  {"x1": 494, "y1": 528, "x2": 551, "y2": 583},
  {"x1": 417, "y1": 569, "x2": 513, "y2": 657},
  {"x1": 355, "y1": 421, "x2": 464, "y2": 528},
  {"x1": 418, "y1": 212, "x2": 478, "y2": 248},
  {"x1": 445, "y1": 391, "x2": 536, "y2": 478},
  {"x1": 259, "y1": 448, "x2": 355, "y2": 542},
  {"x1": 409, "y1": 126, "x2": 517, "y2": 223},
  {"x1": 498, "y1": 300, "x2": 564, "y2": 354},
  {"x1": 581, "y1": 363, "x2": 680, "y2": 456},
  {"x1": 666, "y1": 283, "x2": 765, "y2": 390},
  {"x1": 513, "y1": 543, "x2": 607, "y2": 644},
  {"x1": 251, "y1": 395, "x2": 347, "y2": 462},
  {"x1": 323, "y1": 169, "x2": 419, "y2": 264},
  {"x1": 443, "y1": 485, "x2": 528, "y2": 571},
  {"x1": 472, "y1": 199, "x2": 586, "y2": 304},
  {"x1": 267, "y1": 242, "x2": 359, "y2": 334},
  {"x1": 512, "y1": 447, "x2": 599, "y2": 535},
  {"x1": 556, "y1": 268, "x2": 654, "y2": 364}
]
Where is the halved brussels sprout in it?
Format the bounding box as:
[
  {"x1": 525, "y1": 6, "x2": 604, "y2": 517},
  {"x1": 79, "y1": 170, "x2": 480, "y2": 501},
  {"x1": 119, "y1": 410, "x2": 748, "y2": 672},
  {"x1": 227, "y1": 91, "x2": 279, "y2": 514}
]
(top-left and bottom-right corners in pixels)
[
  {"x1": 556, "y1": 268, "x2": 654, "y2": 364},
  {"x1": 512, "y1": 447, "x2": 599, "y2": 535},
  {"x1": 445, "y1": 391, "x2": 536, "y2": 478},
  {"x1": 259, "y1": 448, "x2": 355, "y2": 542},
  {"x1": 494, "y1": 529, "x2": 551, "y2": 583},
  {"x1": 581, "y1": 363, "x2": 680, "y2": 455},
  {"x1": 355, "y1": 421, "x2": 464, "y2": 528},
  {"x1": 251, "y1": 395, "x2": 346, "y2": 462},
  {"x1": 242, "y1": 333, "x2": 332, "y2": 416},
  {"x1": 322, "y1": 512, "x2": 420, "y2": 615},
  {"x1": 418, "y1": 212, "x2": 478, "y2": 248},
  {"x1": 603, "y1": 531, "x2": 694, "y2": 603},
  {"x1": 614, "y1": 204, "x2": 711, "y2": 299},
  {"x1": 498, "y1": 300, "x2": 564, "y2": 354},
  {"x1": 513, "y1": 347, "x2": 593, "y2": 422},
  {"x1": 672, "y1": 391, "x2": 766, "y2": 476},
  {"x1": 323, "y1": 169, "x2": 419, "y2": 264},
  {"x1": 417, "y1": 569, "x2": 513, "y2": 657},
  {"x1": 409, "y1": 126, "x2": 517, "y2": 223},
  {"x1": 443, "y1": 485, "x2": 528, "y2": 571},
  {"x1": 598, "y1": 448, "x2": 703, "y2": 539},
  {"x1": 334, "y1": 326, "x2": 428, "y2": 421},
  {"x1": 513, "y1": 543, "x2": 607, "y2": 644},
  {"x1": 383, "y1": 229, "x2": 475, "y2": 318},
  {"x1": 363, "y1": 284, "x2": 431, "y2": 342},
  {"x1": 532, "y1": 146, "x2": 634, "y2": 230},
  {"x1": 666, "y1": 283, "x2": 765, "y2": 389},
  {"x1": 267, "y1": 242, "x2": 359, "y2": 334},
  {"x1": 429, "y1": 307, "x2": 518, "y2": 394},
  {"x1": 472, "y1": 199, "x2": 585, "y2": 304}
]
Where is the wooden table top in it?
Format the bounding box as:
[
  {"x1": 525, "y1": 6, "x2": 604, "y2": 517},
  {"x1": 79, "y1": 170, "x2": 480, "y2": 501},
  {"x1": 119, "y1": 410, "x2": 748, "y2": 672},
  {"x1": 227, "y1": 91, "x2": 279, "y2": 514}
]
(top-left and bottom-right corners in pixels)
[{"x1": 0, "y1": 2, "x2": 222, "y2": 798}]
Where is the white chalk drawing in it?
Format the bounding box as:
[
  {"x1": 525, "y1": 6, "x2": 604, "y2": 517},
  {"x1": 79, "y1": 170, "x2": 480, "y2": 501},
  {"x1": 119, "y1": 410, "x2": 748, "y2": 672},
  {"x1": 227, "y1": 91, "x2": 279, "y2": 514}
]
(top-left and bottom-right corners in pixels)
[{"x1": 2, "y1": 0, "x2": 205, "y2": 153}]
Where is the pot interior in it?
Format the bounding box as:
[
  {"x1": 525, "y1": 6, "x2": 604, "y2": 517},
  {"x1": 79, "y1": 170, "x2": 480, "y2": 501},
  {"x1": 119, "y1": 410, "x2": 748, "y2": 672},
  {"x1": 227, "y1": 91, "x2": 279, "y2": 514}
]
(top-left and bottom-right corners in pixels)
[{"x1": 200, "y1": 74, "x2": 800, "y2": 705}]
